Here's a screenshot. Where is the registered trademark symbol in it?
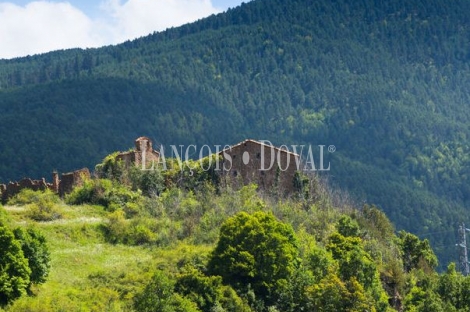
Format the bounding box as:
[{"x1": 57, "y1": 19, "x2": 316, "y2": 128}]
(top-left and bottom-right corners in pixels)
[{"x1": 328, "y1": 145, "x2": 336, "y2": 153}]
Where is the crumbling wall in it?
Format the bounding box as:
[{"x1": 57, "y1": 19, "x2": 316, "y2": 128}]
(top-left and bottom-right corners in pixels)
[
  {"x1": 0, "y1": 168, "x2": 91, "y2": 203},
  {"x1": 59, "y1": 168, "x2": 90, "y2": 197},
  {"x1": 219, "y1": 140, "x2": 299, "y2": 194},
  {"x1": 116, "y1": 137, "x2": 160, "y2": 170},
  {"x1": 1, "y1": 178, "x2": 52, "y2": 204},
  {"x1": 115, "y1": 152, "x2": 135, "y2": 169}
]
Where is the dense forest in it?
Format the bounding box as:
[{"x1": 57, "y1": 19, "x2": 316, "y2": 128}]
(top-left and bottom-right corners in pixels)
[{"x1": 1, "y1": 0, "x2": 470, "y2": 267}]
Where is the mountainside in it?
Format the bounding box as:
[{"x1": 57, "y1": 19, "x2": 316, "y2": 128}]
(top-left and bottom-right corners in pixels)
[{"x1": 1, "y1": 0, "x2": 470, "y2": 267}]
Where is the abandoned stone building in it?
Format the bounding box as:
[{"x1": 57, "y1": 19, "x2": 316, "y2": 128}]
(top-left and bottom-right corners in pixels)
[
  {"x1": 0, "y1": 168, "x2": 90, "y2": 203},
  {"x1": 218, "y1": 139, "x2": 300, "y2": 193},
  {"x1": 116, "y1": 136, "x2": 160, "y2": 170}
]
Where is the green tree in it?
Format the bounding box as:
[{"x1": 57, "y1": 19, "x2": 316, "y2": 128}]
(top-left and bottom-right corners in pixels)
[
  {"x1": 397, "y1": 231, "x2": 438, "y2": 273},
  {"x1": 326, "y1": 232, "x2": 390, "y2": 311},
  {"x1": 133, "y1": 270, "x2": 199, "y2": 312},
  {"x1": 305, "y1": 272, "x2": 349, "y2": 312},
  {"x1": 175, "y1": 266, "x2": 250, "y2": 312},
  {"x1": 13, "y1": 227, "x2": 50, "y2": 287},
  {"x1": 0, "y1": 225, "x2": 31, "y2": 306},
  {"x1": 336, "y1": 215, "x2": 361, "y2": 238},
  {"x1": 208, "y1": 211, "x2": 299, "y2": 306}
]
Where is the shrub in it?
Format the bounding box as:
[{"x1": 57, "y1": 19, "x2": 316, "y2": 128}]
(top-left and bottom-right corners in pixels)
[
  {"x1": 26, "y1": 200, "x2": 62, "y2": 222},
  {"x1": 95, "y1": 152, "x2": 125, "y2": 181},
  {"x1": 7, "y1": 189, "x2": 60, "y2": 206},
  {"x1": 7, "y1": 189, "x2": 62, "y2": 221},
  {"x1": 66, "y1": 179, "x2": 142, "y2": 211},
  {"x1": 103, "y1": 210, "x2": 182, "y2": 246}
]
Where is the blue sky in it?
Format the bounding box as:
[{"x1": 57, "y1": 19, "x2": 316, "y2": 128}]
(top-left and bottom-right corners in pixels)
[{"x1": 0, "y1": 0, "x2": 245, "y2": 59}]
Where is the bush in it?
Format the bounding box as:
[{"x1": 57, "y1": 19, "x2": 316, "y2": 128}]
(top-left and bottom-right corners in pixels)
[
  {"x1": 7, "y1": 189, "x2": 60, "y2": 206},
  {"x1": 66, "y1": 179, "x2": 142, "y2": 211},
  {"x1": 26, "y1": 201, "x2": 62, "y2": 222},
  {"x1": 103, "y1": 210, "x2": 182, "y2": 246},
  {"x1": 7, "y1": 189, "x2": 63, "y2": 221},
  {"x1": 95, "y1": 152, "x2": 125, "y2": 182}
]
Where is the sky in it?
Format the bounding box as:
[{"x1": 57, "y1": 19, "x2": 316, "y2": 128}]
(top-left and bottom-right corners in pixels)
[{"x1": 0, "y1": 0, "x2": 245, "y2": 59}]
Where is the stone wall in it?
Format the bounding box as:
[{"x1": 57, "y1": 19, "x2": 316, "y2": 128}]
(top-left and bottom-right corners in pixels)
[
  {"x1": 116, "y1": 137, "x2": 160, "y2": 170},
  {"x1": 0, "y1": 168, "x2": 90, "y2": 203},
  {"x1": 58, "y1": 168, "x2": 90, "y2": 197},
  {"x1": 1, "y1": 178, "x2": 52, "y2": 203},
  {"x1": 219, "y1": 140, "x2": 299, "y2": 194}
]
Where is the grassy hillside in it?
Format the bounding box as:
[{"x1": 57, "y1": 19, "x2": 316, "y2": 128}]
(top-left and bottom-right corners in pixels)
[
  {"x1": 1, "y1": 165, "x2": 465, "y2": 311},
  {"x1": 1, "y1": 0, "x2": 470, "y2": 267}
]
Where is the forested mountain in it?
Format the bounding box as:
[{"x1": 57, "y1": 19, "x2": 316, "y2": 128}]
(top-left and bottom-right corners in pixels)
[{"x1": 1, "y1": 0, "x2": 470, "y2": 268}]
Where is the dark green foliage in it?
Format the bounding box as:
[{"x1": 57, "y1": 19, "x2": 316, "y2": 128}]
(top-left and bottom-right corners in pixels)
[
  {"x1": 0, "y1": 225, "x2": 31, "y2": 306},
  {"x1": 162, "y1": 156, "x2": 222, "y2": 192},
  {"x1": 175, "y1": 268, "x2": 221, "y2": 312},
  {"x1": 133, "y1": 270, "x2": 199, "y2": 312},
  {"x1": 0, "y1": 207, "x2": 50, "y2": 305},
  {"x1": 327, "y1": 233, "x2": 377, "y2": 290},
  {"x1": 336, "y1": 215, "x2": 361, "y2": 238},
  {"x1": 397, "y1": 230, "x2": 438, "y2": 273},
  {"x1": 208, "y1": 211, "x2": 299, "y2": 306},
  {"x1": 359, "y1": 204, "x2": 395, "y2": 241},
  {"x1": 175, "y1": 266, "x2": 250, "y2": 312},
  {"x1": 401, "y1": 262, "x2": 470, "y2": 311},
  {"x1": 13, "y1": 227, "x2": 50, "y2": 287},
  {"x1": 326, "y1": 232, "x2": 390, "y2": 311},
  {"x1": 307, "y1": 246, "x2": 336, "y2": 283},
  {"x1": 135, "y1": 169, "x2": 165, "y2": 197}
]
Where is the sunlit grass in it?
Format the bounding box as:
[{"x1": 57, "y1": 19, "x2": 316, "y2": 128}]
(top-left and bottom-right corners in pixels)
[
  {"x1": 4, "y1": 200, "x2": 216, "y2": 311},
  {"x1": 4, "y1": 204, "x2": 153, "y2": 311}
]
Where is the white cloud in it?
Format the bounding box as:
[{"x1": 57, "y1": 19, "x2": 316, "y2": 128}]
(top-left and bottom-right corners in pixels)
[
  {"x1": 0, "y1": 0, "x2": 220, "y2": 60},
  {"x1": 0, "y1": 2, "x2": 103, "y2": 59},
  {"x1": 102, "y1": 0, "x2": 220, "y2": 42}
]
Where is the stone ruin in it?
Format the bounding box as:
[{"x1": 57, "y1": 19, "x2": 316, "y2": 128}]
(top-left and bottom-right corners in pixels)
[
  {"x1": 116, "y1": 136, "x2": 160, "y2": 170},
  {"x1": 218, "y1": 139, "x2": 300, "y2": 194},
  {"x1": 0, "y1": 137, "x2": 159, "y2": 204},
  {"x1": 0, "y1": 168, "x2": 90, "y2": 204}
]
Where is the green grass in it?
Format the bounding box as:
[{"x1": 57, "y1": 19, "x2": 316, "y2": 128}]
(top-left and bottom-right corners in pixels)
[{"x1": 3, "y1": 203, "x2": 179, "y2": 311}]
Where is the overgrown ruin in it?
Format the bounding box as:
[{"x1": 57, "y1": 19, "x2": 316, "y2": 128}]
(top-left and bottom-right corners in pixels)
[
  {"x1": 218, "y1": 139, "x2": 300, "y2": 193},
  {"x1": 0, "y1": 168, "x2": 90, "y2": 203},
  {"x1": 116, "y1": 136, "x2": 160, "y2": 170}
]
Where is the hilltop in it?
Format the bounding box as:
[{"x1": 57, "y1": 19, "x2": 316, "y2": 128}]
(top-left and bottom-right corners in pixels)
[{"x1": 0, "y1": 154, "x2": 458, "y2": 311}]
